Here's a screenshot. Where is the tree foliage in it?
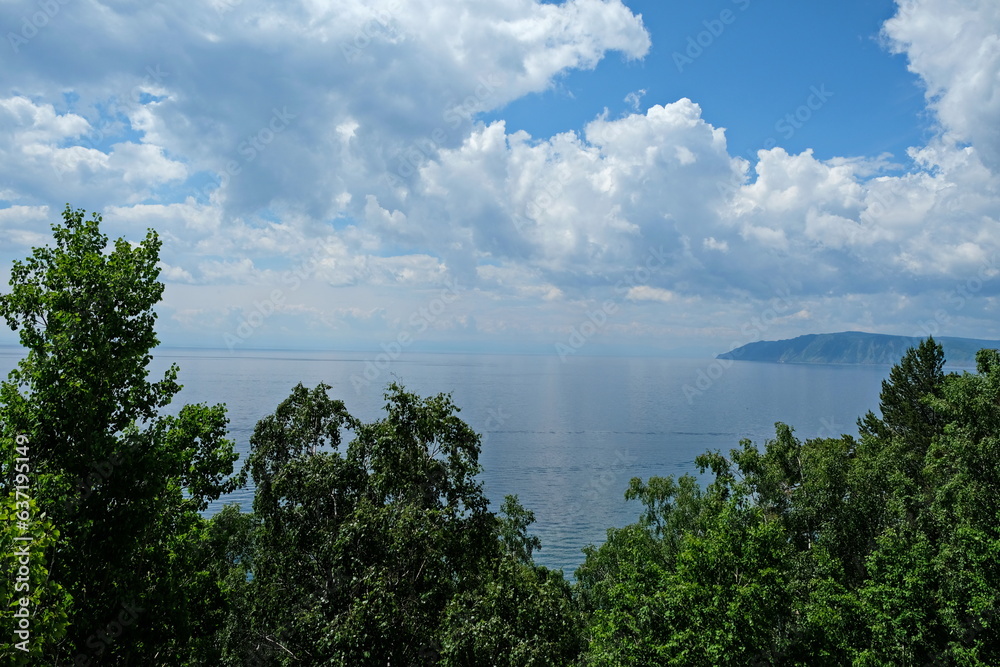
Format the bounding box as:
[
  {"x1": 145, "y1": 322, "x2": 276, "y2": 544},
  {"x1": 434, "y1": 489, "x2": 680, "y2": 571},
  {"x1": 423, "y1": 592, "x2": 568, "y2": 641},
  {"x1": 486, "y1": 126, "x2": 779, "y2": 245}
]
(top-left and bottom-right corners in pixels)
[
  {"x1": 211, "y1": 382, "x2": 582, "y2": 666},
  {"x1": 578, "y1": 339, "x2": 1000, "y2": 665},
  {"x1": 0, "y1": 206, "x2": 238, "y2": 664}
]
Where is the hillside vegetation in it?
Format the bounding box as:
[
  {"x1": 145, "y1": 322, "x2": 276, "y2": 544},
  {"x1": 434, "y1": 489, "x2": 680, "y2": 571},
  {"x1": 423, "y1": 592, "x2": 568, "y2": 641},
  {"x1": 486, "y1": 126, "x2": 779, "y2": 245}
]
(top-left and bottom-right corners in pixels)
[{"x1": 720, "y1": 331, "x2": 1000, "y2": 366}]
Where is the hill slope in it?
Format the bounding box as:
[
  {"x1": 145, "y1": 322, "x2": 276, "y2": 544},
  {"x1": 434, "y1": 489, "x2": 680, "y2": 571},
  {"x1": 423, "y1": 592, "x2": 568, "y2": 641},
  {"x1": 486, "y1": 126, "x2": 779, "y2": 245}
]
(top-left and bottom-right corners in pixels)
[{"x1": 717, "y1": 332, "x2": 1000, "y2": 366}]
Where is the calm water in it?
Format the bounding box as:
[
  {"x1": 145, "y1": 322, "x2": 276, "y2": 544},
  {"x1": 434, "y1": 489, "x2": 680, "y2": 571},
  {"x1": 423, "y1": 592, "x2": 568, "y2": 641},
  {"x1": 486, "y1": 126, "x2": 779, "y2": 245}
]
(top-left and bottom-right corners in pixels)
[{"x1": 0, "y1": 347, "x2": 894, "y2": 573}]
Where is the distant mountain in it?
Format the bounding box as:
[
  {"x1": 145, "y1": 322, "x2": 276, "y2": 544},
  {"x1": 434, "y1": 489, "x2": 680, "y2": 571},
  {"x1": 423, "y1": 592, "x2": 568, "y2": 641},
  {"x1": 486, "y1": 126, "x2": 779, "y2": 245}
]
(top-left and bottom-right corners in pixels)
[{"x1": 717, "y1": 332, "x2": 1000, "y2": 367}]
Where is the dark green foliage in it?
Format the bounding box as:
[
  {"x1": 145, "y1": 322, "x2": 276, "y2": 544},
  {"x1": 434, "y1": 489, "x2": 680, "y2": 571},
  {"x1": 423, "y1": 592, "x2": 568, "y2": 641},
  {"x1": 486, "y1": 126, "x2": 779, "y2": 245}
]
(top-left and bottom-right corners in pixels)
[
  {"x1": 440, "y1": 558, "x2": 584, "y2": 666},
  {"x1": 858, "y1": 335, "x2": 946, "y2": 449},
  {"x1": 498, "y1": 494, "x2": 543, "y2": 565},
  {"x1": 0, "y1": 206, "x2": 239, "y2": 664},
  {"x1": 580, "y1": 439, "x2": 804, "y2": 665},
  {"x1": 853, "y1": 348, "x2": 1000, "y2": 665},
  {"x1": 213, "y1": 382, "x2": 582, "y2": 666}
]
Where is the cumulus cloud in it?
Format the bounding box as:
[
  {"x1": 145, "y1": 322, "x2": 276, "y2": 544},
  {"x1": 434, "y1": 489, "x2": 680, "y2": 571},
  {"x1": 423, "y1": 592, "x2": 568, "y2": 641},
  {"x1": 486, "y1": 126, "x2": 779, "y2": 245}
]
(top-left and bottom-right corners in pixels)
[
  {"x1": 1, "y1": 0, "x2": 999, "y2": 351},
  {"x1": 883, "y1": 0, "x2": 1000, "y2": 170},
  {"x1": 0, "y1": 97, "x2": 187, "y2": 209}
]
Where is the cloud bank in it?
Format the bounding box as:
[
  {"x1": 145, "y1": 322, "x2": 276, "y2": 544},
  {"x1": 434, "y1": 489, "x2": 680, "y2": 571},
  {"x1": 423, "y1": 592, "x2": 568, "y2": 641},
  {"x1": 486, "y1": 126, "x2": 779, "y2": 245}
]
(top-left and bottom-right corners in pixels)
[{"x1": 1, "y1": 0, "x2": 998, "y2": 354}]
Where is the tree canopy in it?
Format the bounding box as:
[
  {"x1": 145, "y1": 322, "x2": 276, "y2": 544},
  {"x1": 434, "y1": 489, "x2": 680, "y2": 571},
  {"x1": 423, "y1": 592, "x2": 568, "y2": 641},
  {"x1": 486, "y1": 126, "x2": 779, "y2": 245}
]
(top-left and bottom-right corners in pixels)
[
  {"x1": 578, "y1": 338, "x2": 999, "y2": 665},
  {"x1": 0, "y1": 206, "x2": 239, "y2": 663}
]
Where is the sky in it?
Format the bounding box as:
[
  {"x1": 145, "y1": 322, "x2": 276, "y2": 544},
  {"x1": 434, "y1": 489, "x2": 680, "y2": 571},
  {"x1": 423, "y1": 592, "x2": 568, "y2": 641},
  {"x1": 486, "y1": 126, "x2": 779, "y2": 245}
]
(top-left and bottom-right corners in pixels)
[{"x1": 0, "y1": 0, "x2": 998, "y2": 357}]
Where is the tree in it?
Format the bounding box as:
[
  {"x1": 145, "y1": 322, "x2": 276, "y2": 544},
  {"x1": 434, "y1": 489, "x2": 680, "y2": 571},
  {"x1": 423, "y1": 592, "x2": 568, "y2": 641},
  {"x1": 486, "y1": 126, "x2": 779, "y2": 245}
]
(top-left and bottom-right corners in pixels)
[
  {"x1": 858, "y1": 337, "x2": 946, "y2": 446},
  {"x1": 439, "y1": 555, "x2": 584, "y2": 666},
  {"x1": 0, "y1": 206, "x2": 238, "y2": 664},
  {"x1": 579, "y1": 473, "x2": 796, "y2": 665},
  {"x1": 927, "y1": 349, "x2": 1000, "y2": 663},
  {"x1": 0, "y1": 492, "x2": 71, "y2": 662},
  {"x1": 440, "y1": 495, "x2": 584, "y2": 666},
  {"x1": 855, "y1": 337, "x2": 946, "y2": 524},
  {"x1": 212, "y1": 381, "x2": 585, "y2": 665},
  {"x1": 842, "y1": 338, "x2": 949, "y2": 583},
  {"x1": 853, "y1": 348, "x2": 1000, "y2": 665},
  {"x1": 578, "y1": 426, "x2": 868, "y2": 665}
]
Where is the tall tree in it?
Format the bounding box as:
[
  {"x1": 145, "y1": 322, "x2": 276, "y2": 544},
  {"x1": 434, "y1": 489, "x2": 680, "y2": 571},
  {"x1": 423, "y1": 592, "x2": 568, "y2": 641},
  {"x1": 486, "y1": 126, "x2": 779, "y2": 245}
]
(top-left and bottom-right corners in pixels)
[
  {"x1": 0, "y1": 206, "x2": 238, "y2": 664},
  {"x1": 578, "y1": 461, "x2": 800, "y2": 665},
  {"x1": 439, "y1": 494, "x2": 584, "y2": 666},
  {"x1": 850, "y1": 338, "x2": 948, "y2": 571},
  {"x1": 854, "y1": 348, "x2": 1000, "y2": 665},
  {"x1": 858, "y1": 336, "x2": 946, "y2": 449}
]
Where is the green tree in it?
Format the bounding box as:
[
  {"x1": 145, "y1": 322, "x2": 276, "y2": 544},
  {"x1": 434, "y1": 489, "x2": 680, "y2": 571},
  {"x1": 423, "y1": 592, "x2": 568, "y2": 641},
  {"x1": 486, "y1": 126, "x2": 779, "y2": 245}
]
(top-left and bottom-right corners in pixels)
[
  {"x1": 579, "y1": 472, "x2": 795, "y2": 665},
  {"x1": 853, "y1": 348, "x2": 1000, "y2": 665},
  {"x1": 439, "y1": 555, "x2": 584, "y2": 666},
  {"x1": 440, "y1": 495, "x2": 584, "y2": 666},
  {"x1": 215, "y1": 381, "x2": 582, "y2": 666},
  {"x1": 575, "y1": 338, "x2": 1000, "y2": 665},
  {"x1": 579, "y1": 427, "x2": 865, "y2": 665},
  {"x1": 853, "y1": 338, "x2": 947, "y2": 545},
  {"x1": 858, "y1": 336, "x2": 946, "y2": 446},
  {"x1": 924, "y1": 349, "x2": 1000, "y2": 663},
  {"x1": 497, "y1": 494, "x2": 543, "y2": 566},
  {"x1": 0, "y1": 206, "x2": 238, "y2": 664}
]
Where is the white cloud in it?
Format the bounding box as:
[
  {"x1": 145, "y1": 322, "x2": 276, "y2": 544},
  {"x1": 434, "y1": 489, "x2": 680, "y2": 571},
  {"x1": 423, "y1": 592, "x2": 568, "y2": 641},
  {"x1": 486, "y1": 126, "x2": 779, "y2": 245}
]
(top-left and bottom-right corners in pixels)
[
  {"x1": 884, "y1": 0, "x2": 1000, "y2": 170},
  {"x1": 158, "y1": 262, "x2": 196, "y2": 284},
  {"x1": 0, "y1": 97, "x2": 89, "y2": 143},
  {"x1": 2, "y1": 0, "x2": 1000, "y2": 352},
  {"x1": 0, "y1": 205, "x2": 50, "y2": 228},
  {"x1": 703, "y1": 237, "x2": 728, "y2": 253},
  {"x1": 626, "y1": 286, "x2": 675, "y2": 303},
  {"x1": 624, "y1": 89, "x2": 646, "y2": 111},
  {"x1": 0, "y1": 96, "x2": 188, "y2": 210}
]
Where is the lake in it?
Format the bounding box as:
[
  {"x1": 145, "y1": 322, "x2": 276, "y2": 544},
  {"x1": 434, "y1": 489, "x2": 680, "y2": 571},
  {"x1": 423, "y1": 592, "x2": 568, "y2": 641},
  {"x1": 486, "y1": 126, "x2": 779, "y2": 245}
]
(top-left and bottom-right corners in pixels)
[{"x1": 0, "y1": 346, "x2": 894, "y2": 573}]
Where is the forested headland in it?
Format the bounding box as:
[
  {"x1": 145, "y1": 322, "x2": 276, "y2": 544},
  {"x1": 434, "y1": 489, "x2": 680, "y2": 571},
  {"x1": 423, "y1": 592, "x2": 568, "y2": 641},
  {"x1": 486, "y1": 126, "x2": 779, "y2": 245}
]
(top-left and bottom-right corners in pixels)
[
  {"x1": 720, "y1": 331, "x2": 1000, "y2": 367},
  {"x1": 2, "y1": 208, "x2": 999, "y2": 665}
]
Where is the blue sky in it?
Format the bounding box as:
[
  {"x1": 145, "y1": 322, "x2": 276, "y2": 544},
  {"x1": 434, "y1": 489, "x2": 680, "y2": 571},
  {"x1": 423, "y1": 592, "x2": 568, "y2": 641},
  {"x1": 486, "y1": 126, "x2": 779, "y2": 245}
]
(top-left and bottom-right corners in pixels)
[
  {"x1": 1, "y1": 0, "x2": 998, "y2": 357},
  {"x1": 489, "y1": 0, "x2": 929, "y2": 164}
]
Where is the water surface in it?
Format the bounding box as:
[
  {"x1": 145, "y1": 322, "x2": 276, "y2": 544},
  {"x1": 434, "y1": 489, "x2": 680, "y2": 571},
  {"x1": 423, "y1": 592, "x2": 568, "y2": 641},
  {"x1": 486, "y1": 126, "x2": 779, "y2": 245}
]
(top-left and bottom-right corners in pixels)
[{"x1": 1, "y1": 346, "x2": 891, "y2": 573}]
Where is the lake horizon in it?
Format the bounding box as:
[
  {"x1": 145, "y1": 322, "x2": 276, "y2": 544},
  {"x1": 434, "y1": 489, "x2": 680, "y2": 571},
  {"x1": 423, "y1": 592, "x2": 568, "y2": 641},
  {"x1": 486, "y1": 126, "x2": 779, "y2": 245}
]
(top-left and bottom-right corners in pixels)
[{"x1": 0, "y1": 345, "x2": 899, "y2": 573}]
